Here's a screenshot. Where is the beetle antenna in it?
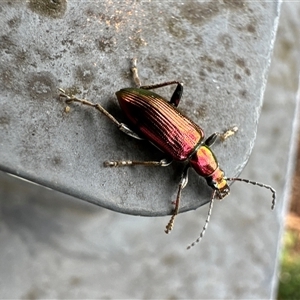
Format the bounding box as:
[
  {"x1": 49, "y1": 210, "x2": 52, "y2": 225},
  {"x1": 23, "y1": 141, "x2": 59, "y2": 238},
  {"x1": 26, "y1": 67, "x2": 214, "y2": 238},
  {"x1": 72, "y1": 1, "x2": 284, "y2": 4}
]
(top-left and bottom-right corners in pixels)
[
  {"x1": 187, "y1": 193, "x2": 215, "y2": 250},
  {"x1": 226, "y1": 177, "x2": 276, "y2": 210}
]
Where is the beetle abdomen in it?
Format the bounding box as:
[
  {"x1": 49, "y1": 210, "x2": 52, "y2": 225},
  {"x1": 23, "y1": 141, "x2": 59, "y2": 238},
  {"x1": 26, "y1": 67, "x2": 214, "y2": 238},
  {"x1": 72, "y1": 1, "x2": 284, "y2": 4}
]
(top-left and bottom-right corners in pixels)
[{"x1": 116, "y1": 88, "x2": 204, "y2": 161}]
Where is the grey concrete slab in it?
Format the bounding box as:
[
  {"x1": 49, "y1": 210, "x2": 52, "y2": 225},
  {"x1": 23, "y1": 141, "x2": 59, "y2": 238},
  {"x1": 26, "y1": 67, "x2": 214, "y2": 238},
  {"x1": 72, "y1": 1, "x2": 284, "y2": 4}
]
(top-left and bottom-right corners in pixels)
[
  {"x1": 1, "y1": 0, "x2": 280, "y2": 216},
  {"x1": 2, "y1": 1, "x2": 299, "y2": 299}
]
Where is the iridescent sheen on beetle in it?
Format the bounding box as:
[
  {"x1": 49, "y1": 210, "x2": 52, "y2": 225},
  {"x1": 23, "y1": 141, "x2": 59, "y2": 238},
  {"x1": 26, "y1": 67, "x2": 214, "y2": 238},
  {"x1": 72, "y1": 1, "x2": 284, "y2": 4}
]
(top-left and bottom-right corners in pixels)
[{"x1": 59, "y1": 59, "x2": 276, "y2": 249}]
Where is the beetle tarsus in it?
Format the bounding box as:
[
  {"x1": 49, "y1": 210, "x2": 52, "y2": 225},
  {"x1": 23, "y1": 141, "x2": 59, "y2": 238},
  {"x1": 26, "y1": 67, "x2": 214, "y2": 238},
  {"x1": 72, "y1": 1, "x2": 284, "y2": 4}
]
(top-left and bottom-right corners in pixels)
[
  {"x1": 131, "y1": 58, "x2": 141, "y2": 88},
  {"x1": 165, "y1": 215, "x2": 175, "y2": 234},
  {"x1": 220, "y1": 126, "x2": 238, "y2": 141},
  {"x1": 165, "y1": 187, "x2": 182, "y2": 233},
  {"x1": 103, "y1": 161, "x2": 131, "y2": 167},
  {"x1": 204, "y1": 126, "x2": 238, "y2": 147},
  {"x1": 165, "y1": 165, "x2": 189, "y2": 234}
]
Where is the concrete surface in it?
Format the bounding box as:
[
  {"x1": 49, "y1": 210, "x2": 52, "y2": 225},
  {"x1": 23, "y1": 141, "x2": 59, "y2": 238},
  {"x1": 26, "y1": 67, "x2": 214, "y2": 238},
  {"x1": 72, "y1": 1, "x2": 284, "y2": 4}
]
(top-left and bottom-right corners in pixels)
[
  {"x1": 1, "y1": 0, "x2": 300, "y2": 299},
  {"x1": 1, "y1": 0, "x2": 279, "y2": 215}
]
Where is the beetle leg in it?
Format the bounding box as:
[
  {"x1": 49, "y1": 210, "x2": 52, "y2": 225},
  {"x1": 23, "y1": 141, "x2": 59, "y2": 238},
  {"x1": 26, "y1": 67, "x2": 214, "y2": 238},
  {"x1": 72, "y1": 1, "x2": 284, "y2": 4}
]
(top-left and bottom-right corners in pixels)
[
  {"x1": 118, "y1": 124, "x2": 144, "y2": 140},
  {"x1": 104, "y1": 158, "x2": 172, "y2": 167},
  {"x1": 59, "y1": 89, "x2": 144, "y2": 140},
  {"x1": 140, "y1": 81, "x2": 183, "y2": 107},
  {"x1": 131, "y1": 58, "x2": 141, "y2": 88},
  {"x1": 131, "y1": 58, "x2": 183, "y2": 106},
  {"x1": 165, "y1": 165, "x2": 190, "y2": 234},
  {"x1": 205, "y1": 126, "x2": 238, "y2": 147},
  {"x1": 169, "y1": 82, "x2": 183, "y2": 107}
]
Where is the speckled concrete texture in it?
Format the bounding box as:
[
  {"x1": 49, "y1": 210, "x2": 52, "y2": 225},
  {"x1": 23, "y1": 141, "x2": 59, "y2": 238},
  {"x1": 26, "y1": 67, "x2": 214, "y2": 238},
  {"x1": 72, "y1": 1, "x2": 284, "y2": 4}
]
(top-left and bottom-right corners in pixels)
[
  {"x1": 1, "y1": 1, "x2": 299, "y2": 299},
  {"x1": 1, "y1": 0, "x2": 279, "y2": 215}
]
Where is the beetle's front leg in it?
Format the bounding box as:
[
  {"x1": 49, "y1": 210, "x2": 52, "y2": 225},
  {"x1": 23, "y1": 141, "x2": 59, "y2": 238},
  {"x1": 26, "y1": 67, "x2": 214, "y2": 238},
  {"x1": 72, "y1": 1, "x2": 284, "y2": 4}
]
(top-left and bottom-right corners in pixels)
[
  {"x1": 205, "y1": 126, "x2": 238, "y2": 147},
  {"x1": 104, "y1": 158, "x2": 172, "y2": 167},
  {"x1": 59, "y1": 89, "x2": 143, "y2": 140},
  {"x1": 165, "y1": 165, "x2": 190, "y2": 234}
]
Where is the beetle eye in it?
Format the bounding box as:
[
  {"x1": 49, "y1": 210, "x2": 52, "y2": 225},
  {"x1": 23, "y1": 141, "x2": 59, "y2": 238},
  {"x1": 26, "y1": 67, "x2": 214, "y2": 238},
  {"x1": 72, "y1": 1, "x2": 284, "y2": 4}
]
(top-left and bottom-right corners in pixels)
[
  {"x1": 206, "y1": 176, "x2": 230, "y2": 199},
  {"x1": 216, "y1": 186, "x2": 230, "y2": 199}
]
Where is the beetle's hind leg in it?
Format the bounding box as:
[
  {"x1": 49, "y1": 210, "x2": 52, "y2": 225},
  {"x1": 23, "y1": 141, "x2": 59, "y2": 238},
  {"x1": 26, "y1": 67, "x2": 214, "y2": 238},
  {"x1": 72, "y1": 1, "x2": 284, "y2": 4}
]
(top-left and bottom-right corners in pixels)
[
  {"x1": 131, "y1": 59, "x2": 183, "y2": 107},
  {"x1": 59, "y1": 89, "x2": 143, "y2": 140},
  {"x1": 165, "y1": 165, "x2": 190, "y2": 234}
]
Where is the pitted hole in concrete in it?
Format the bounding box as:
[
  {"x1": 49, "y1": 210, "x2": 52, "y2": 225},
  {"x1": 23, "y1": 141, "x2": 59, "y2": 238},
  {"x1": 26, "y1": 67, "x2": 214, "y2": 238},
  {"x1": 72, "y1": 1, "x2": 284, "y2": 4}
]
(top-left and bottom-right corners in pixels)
[
  {"x1": 223, "y1": 0, "x2": 246, "y2": 10},
  {"x1": 27, "y1": 0, "x2": 67, "y2": 19},
  {"x1": 131, "y1": 35, "x2": 147, "y2": 49},
  {"x1": 14, "y1": 49, "x2": 28, "y2": 66},
  {"x1": 216, "y1": 59, "x2": 225, "y2": 68},
  {"x1": 51, "y1": 154, "x2": 63, "y2": 167},
  {"x1": 200, "y1": 55, "x2": 226, "y2": 74},
  {"x1": 0, "y1": 35, "x2": 16, "y2": 54},
  {"x1": 167, "y1": 17, "x2": 187, "y2": 39},
  {"x1": 0, "y1": 68, "x2": 15, "y2": 91},
  {"x1": 27, "y1": 72, "x2": 57, "y2": 101},
  {"x1": 85, "y1": 9, "x2": 123, "y2": 28},
  {"x1": 244, "y1": 68, "x2": 251, "y2": 76},
  {"x1": 61, "y1": 86, "x2": 82, "y2": 98},
  {"x1": 7, "y1": 16, "x2": 22, "y2": 29},
  {"x1": 147, "y1": 55, "x2": 170, "y2": 77},
  {"x1": 96, "y1": 36, "x2": 116, "y2": 53},
  {"x1": 199, "y1": 69, "x2": 207, "y2": 81},
  {"x1": 180, "y1": 0, "x2": 247, "y2": 26},
  {"x1": 75, "y1": 45, "x2": 86, "y2": 56},
  {"x1": 61, "y1": 38, "x2": 75, "y2": 47},
  {"x1": 234, "y1": 73, "x2": 242, "y2": 81},
  {"x1": 236, "y1": 58, "x2": 246, "y2": 68},
  {"x1": 0, "y1": 112, "x2": 11, "y2": 129},
  {"x1": 236, "y1": 58, "x2": 252, "y2": 77},
  {"x1": 22, "y1": 286, "x2": 44, "y2": 300},
  {"x1": 75, "y1": 64, "x2": 96, "y2": 86},
  {"x1": 180, "y1": 1, "x2": 219, "y2": 26},
  {"x1": 247, "y1": 23, "x2": 256, "y2": 33},
  {"x1": 218, "y1": 33, "x2": 233, "y2": 50},
  {"x1": 239, "y1": 89, "x2": 247, "y2": 98}
]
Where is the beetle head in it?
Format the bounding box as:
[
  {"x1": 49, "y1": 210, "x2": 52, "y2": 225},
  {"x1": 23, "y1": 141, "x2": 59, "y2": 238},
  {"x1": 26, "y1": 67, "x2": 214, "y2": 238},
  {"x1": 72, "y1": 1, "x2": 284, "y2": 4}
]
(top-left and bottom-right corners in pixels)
[
  {"x1": 206, "y1": 168, "x2": 230, "y2": 200},
  {"x1": 189, "y1": 145, "x2": 230, "y2": 199}
]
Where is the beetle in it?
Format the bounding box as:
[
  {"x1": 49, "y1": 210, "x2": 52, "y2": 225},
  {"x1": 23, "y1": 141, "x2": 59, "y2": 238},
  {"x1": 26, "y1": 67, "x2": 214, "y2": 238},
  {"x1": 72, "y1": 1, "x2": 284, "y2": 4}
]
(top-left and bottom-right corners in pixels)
[{"x1": 59, "y1": 58, "x2": 276, "y2": 249}]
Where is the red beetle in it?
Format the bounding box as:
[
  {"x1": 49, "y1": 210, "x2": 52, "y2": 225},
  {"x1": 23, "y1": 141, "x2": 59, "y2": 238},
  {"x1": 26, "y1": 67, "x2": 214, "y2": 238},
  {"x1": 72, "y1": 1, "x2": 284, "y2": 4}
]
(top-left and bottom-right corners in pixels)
[{"x1": 60, "y1": 59, "x2": 276, "y2": 249}]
